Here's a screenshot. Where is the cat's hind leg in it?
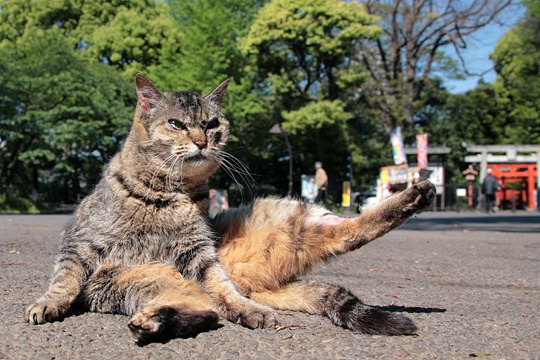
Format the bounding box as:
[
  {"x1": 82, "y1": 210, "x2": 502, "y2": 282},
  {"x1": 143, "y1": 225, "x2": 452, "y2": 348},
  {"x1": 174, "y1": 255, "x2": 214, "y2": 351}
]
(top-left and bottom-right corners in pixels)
[
  {"x1": 217, "y1": 181, "x2": 435, "y2": 295},
  {"x1": 250, "y1": 281, "x2": 417, "y2": 336},
  {"x1": 81, "y1": 262, "x2": 219, "y2": 344}
]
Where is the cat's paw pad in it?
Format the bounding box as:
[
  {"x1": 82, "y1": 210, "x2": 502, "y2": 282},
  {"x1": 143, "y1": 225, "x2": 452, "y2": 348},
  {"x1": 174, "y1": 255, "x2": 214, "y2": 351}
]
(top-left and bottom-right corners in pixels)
[
  {"x1": 24, "y1": 300, "x2": 64, "y2": 325},
  {"x1": 401, "y1": 180, "x2": 436, "y2": 214},
  {"x1": 128, "y1": 309, "x2": 166, "y2": 343}
]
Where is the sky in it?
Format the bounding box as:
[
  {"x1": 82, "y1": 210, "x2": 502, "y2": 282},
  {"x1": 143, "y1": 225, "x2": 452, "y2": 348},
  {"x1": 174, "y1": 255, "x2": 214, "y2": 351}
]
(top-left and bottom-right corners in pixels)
[{"x1": 443, "y1": 4, "x2": 525, "y2": 94}]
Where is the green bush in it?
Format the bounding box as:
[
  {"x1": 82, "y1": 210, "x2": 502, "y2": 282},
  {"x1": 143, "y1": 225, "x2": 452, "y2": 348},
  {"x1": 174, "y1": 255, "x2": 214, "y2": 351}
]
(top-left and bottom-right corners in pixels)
[{"x1": 0, "y1": 192, "x2": 40, "y2": 214}]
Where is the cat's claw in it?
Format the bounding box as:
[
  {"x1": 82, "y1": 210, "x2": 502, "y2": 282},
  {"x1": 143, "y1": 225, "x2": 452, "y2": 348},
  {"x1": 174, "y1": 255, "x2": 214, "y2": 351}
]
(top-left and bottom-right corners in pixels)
[{"x1": 24, "y1": 300, "x2": 64, "y2": 324}]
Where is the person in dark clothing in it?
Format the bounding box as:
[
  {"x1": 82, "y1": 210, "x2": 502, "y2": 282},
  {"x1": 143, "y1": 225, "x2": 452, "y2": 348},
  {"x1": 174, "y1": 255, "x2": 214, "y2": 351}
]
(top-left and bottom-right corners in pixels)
[{"x1": 481, "y1": 168, "x2": 500, "y2": 213}]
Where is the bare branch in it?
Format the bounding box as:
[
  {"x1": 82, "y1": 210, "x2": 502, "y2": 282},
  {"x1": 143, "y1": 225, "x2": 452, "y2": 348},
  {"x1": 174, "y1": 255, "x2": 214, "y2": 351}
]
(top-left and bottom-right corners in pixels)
[{"x1": 357, "y1": 0, "x2": 515, "y2": 129}]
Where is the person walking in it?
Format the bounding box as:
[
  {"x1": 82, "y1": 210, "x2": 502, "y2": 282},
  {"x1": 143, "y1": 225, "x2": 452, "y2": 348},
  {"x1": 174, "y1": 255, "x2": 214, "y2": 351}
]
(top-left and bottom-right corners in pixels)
[
  {"x1": 314, "y1": 161, "x2": 329, "y2": 209},
  {"x1": 481, "y1": 168, "x2": 500, "y2": 213}
]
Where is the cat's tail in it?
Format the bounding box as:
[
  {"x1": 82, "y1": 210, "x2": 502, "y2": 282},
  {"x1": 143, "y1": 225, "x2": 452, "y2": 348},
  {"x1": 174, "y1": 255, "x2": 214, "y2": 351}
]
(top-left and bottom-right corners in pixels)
[
  {"x1": 250, "y1": 281, "x2": 417, "y2": 336},
  {"x1": 323, "y1": 286, "x2": 417, "y2": 335}
]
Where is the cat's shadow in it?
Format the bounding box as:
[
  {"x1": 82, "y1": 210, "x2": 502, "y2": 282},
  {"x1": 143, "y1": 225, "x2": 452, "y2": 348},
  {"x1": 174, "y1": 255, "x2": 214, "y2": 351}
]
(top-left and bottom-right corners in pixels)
[
  {"x1": 58, "y1": 304, "x2": 445, "y2": 346},
  {"x1": 135, "y1": 323, "x2": 224, "y2": 347},
  {"x1": 375, "y1": 305, "x2": 447, "y2": 313}
]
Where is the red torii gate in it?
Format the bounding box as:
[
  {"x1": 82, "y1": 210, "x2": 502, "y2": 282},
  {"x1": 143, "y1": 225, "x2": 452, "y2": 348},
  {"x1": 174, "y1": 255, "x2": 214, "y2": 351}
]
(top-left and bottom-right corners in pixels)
[{"x1": 465, "y1": 145, "x2": 540, "y2": 210}]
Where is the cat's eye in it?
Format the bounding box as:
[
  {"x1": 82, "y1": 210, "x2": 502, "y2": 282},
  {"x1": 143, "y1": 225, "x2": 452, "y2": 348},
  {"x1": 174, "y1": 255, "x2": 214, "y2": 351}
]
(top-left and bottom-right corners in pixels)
[
  {"x1": 168, "y1": 119, "x2": 187, "y2": 131},
  {"x1": 205, "y1": 118, "x2": 220, "y2": 131}
]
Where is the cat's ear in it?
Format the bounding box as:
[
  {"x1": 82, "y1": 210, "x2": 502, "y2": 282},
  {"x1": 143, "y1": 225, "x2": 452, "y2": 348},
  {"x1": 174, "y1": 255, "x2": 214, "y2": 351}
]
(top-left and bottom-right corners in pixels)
[
  {"x1": 135, "y1": 73, "x2": 162, "y2": 112},
  {"x1": 204, "y1": 79, "x2": 230, "y2": 108}
]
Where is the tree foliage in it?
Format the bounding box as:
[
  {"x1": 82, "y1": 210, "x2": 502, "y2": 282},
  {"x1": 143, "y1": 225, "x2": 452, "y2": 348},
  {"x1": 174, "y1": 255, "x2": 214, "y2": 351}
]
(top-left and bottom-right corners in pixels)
[
  {"x1": 242, "y1": 0, "x2": 379, "y2": 103},
  {"x1": 490, "y1": 0, "x2": 540, "y2": 144},
  {"x1": 0, "y1": 0, "x2": 181, "y2": 77},
  {"x1": 0, "y1": 28, "x2": 134, "y2": 209},
  {"x1": 239, "y1": 0, "x2": 381, "y2": 194},
  {"x1": 153, "y1": 0, "x2": 265, "y2": 91},
  {"x1": 0, "y1": 0, "x2": 533, "y2": 212}
]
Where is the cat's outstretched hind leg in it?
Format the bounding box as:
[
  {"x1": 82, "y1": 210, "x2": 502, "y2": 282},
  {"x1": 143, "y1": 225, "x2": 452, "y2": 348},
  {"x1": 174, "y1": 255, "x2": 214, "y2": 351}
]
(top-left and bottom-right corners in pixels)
[
  {"x1": 216, "y1": 181, "x2": 434, "y2": 296},
  {"x1": 306, "y1": 180, "x2": 435, "y2": 255},
  {"x1": 250, "y1": 281, "x2": 417, "y2": 336}
]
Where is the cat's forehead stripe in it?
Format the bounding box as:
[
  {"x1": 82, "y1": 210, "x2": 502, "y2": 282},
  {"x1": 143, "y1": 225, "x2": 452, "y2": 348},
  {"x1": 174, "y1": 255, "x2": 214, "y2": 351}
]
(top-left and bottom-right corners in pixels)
[{"x1": 167, "y1": 91, "x2": 210, "y2": 121}]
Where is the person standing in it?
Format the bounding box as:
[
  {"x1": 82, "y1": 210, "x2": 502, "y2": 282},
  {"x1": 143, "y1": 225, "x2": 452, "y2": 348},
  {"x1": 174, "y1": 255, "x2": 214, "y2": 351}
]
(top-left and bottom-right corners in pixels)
[
  {"x1": 314, "y1": 161, "x2": 329, "y2": 209},
  {"x1": 481, "y1": 168, "x2": 500, "y2": 213}
]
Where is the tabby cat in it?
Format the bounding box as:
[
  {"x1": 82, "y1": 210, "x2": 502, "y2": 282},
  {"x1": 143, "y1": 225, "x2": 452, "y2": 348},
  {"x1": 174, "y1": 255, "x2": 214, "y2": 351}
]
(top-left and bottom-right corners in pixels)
[{"x1": 24, "y1": 74, "x2": 435, "y2": 344}]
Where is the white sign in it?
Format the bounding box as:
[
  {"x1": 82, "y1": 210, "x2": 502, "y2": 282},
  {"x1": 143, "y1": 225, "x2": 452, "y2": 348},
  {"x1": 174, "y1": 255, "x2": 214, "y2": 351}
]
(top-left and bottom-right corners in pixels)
[{"x1": 426, "y1": 163, "x2": 444, "y2": 194}]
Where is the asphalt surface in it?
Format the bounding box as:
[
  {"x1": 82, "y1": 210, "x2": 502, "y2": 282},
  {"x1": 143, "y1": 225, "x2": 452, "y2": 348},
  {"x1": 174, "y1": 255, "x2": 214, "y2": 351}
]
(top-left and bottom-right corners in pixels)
[{"x1": 1, "y1": 211, "x2": 539, "y2": 359}]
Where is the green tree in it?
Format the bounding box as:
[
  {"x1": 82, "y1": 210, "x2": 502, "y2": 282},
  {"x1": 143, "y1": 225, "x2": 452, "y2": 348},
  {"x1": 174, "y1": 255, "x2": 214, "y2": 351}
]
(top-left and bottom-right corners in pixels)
[
  {"x1": 419, "y1": 83, "x2": 506, "y2": 182},
  {"x1": 0, "y1": 0, "x2": 181, "y2": 77},
  {"x1": 153, "y1": 0, "x2": 265, "y2": 91},
  {"x1": 491, "y1": 0, "x2": 540, "y2": 144},
  {"x1": 240, "y1": 0, "x2": 381, "y2": 196},
  {"x1": 0, "y1": 0, "x2": 183, "y2": 212},
  {"x1": 0, "y1": 29, "x2": 134, "y2": 210}
]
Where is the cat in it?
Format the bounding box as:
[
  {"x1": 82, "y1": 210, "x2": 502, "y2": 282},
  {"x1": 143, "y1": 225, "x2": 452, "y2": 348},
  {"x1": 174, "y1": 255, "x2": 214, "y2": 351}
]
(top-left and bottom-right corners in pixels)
[{"x1": 24, "y1": 74, "x2": 436, "y2": 344}]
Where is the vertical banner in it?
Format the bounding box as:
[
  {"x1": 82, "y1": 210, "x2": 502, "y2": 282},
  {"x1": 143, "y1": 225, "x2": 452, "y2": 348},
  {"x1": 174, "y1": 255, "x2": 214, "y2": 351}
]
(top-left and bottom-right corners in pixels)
[
  {"x1": 390, "y1": 127, "x2": 407, "y2": 165},
  {"x1": 342, "y1": 181, "x2": 351, "y2": 207},
  {"x1": 416, "y1": 133, "x2": 428, "y2": 169}
]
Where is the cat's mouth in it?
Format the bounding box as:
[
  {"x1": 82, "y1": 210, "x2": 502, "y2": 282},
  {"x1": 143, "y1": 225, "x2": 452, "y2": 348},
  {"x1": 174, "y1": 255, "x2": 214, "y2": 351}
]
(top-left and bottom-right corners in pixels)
[{"x1": 184, "y1": 153, "x2": 207, "y2": 162}]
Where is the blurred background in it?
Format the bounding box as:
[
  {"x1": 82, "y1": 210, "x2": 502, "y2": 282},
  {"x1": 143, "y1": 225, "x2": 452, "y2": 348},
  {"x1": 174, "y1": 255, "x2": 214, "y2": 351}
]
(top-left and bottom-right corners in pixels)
[{"x1": 0, "y1": 0, "x2": 538, "y2": 213}]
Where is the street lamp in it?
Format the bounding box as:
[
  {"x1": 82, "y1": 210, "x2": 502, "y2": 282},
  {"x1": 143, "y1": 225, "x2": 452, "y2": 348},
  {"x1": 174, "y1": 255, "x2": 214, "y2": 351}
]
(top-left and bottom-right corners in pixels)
[{"x1": 269, "y1": 123, "x2": 293, "y2": 197}]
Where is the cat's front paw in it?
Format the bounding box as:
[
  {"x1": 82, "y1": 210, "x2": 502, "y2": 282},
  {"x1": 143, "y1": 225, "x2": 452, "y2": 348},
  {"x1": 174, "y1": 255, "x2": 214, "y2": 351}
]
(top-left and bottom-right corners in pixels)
[
  {"x1": 128, "y1": 308, "x2": 167, "y2": 343},
  {"x1": 24, "y1": 299, "x2": 65, "y2": 324},
  {"x1": 400, "y1": 180, "x2": 436, "y2": 215},
  {"x1": 128, "y1": 306, "x2": 220, "y2": 344}
]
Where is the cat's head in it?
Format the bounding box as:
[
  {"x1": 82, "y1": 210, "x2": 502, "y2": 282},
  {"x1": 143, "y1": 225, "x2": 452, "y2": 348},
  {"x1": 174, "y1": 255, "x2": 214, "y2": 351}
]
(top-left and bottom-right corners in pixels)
[{"x1": 133, "y1": 74, "x2": 230, "y2": 180}]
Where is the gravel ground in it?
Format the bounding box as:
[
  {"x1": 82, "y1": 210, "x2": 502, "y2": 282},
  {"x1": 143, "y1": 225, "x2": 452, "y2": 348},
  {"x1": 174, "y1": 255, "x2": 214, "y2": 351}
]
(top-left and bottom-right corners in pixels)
[{"x1": 0, "y1": 212, "x2": 539, "y2": 360}]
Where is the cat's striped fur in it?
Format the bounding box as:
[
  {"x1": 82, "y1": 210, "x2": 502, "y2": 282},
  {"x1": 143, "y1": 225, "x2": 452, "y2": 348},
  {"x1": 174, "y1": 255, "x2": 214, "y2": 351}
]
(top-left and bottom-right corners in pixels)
[{"x1": 24, "y1": 74, "x2": 435, "y2": 344}]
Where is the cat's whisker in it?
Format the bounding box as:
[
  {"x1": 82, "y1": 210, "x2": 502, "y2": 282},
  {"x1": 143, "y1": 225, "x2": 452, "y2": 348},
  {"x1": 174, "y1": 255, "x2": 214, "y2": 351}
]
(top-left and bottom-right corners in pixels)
[
  {"x1": 210, "y1": 151, "x2": 256, "y2": 197},
  {"x1": 177, "y1": 159, "x2": 184, "y2": 185},
  {"x1": 215, "y1": 151, "x2": 256, "y2": 181},
  {"x1": 212, "y1": 155, "x2": 255, "y2": 198},
  {"x1": 164, "y1": 156, "x2": 177, "y2": 193}
]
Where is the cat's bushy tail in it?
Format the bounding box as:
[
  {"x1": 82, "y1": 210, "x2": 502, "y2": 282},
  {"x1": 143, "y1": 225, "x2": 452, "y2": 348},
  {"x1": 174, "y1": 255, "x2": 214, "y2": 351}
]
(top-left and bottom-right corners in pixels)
[
  {"x1": 250, "y1": 281, "x2": 417, "y2": 336},
  {"x1": 323, "y1": 286, "x2": 417, "y2": 336}
]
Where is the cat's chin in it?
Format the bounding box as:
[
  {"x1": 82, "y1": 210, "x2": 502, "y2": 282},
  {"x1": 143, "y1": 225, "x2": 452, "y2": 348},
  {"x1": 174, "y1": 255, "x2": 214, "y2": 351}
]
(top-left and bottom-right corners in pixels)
[{"x1": 176, "y1": 158, "x2": 219, "y2": 179}]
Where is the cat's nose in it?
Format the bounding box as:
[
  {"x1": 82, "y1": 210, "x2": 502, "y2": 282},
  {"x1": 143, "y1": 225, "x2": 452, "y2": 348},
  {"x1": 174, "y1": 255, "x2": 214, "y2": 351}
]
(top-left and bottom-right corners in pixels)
[{"x1": 192, "y1": 138, "x2": 207, "y2": 149}]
